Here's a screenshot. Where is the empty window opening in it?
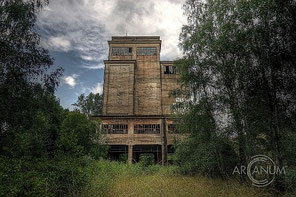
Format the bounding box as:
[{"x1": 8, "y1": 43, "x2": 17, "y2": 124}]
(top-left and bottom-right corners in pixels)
[
  {"x1": 168, "y1": 124, "x2": 178, "y2": 133},
  {"x1": 134, "y1": 124, "x2": 160, "y2": 134},
  {"x1": 164, "y1": 65, "x2": 177, "y2": 74},
  {"x1": 136, "y1": 47, "x2": 157, "y2": 56},
  {"x1": 104, "y1": 124, "x2": 128, "y2": 134},
  {"x1": 112, "y1": 47, "x2": 132, "y2": 56}
]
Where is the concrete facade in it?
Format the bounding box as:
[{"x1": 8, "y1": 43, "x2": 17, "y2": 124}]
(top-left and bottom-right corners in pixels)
[{"x1": 98, "y1": 36, "x2": 180, "y2": 164}]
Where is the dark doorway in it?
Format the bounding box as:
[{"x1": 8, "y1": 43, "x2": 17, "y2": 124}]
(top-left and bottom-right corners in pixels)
[
  {"x1": 133, "y1": 145, "x2": 162, "y2": 164},
  {"x1": 108, "y1": 145, "x2": 128, "y2": 162}
]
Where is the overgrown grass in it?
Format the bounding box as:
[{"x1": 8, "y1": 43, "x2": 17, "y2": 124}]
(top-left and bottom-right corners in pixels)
[
  {"x1": 109, "y1": 174, "x2": 272, "y2": 197},
  {"x1": 80, "y1": 160, "x2": 272, "y2": 197}
]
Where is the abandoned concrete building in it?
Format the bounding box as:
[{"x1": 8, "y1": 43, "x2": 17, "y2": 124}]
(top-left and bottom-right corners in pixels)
[{"x1": 97, "y1": 36, "x2": 180, "y2": 164}]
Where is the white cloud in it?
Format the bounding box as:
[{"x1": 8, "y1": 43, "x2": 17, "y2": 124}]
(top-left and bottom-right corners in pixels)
[
  {"x1": 82, "y1": 64, "x2": 105, "y2": 70},
  {"x1": 45, "y1": 36, "x2": 71, "y2": 52},
  {"x1": 79, "y1": 82, "x2": 103, "y2": 95},
  {"x1": 64, "y1": 74, "x2": 79, "y2": 88},
  {"x1": 81, "y1": 55, "x2": 95, "y2": 61},
  {"x1": 37, "y1": 0, "x2": 187, "y2": 64},
  {"x1": 91, "y1": 82, "x2": 103, "y2": 94}
]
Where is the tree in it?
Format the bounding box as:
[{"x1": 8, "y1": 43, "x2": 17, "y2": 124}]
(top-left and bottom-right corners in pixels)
[
  {"x1": 72, "y1": 92, "x2": 103, "y2": 116},
  {"x1": 176, "y1": 0, "x2": 296, "y2": 193},
  {"x1": 0, "y1": 1, "x2": 108, "y2": 196},
  {"x1": 58, "y1": 111, "x2": 108, "y2": 158},
  {"x1": 0, "y1": 0, "x2": 63, "y2": 157}
]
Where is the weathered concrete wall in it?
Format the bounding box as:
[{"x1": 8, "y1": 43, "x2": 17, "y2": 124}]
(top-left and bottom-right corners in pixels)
[
  {"x1": 103, "y1": 37, "x2": 178, "y2": 116},
  {"x1": 135, "y1": 47, "x2": 162, "y2": 115},
  {"x1": 107, "y1": 41, "x2": 162, "y2": 116},
  {"x1": 161, "y1": 62, "x2": 179, "y2": 115},
  {"x1": 102, "y1": 61, "x2": 135, "y2": 115},
  {"x1": 99, "y1": 118, "x2": 184, "y2": 146},
  {"x1": 99, "y1": 36, "x2": 182, "y2": 164}
]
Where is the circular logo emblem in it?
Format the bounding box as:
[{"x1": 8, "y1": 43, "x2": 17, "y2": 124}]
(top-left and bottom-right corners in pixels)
[{"x1": 247, "y1": 155, "x2": 275, "y2": 187}]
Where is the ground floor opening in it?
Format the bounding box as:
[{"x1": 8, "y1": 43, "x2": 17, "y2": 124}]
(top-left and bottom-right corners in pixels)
[{"x1": 108, "y1": 144, "x2": 175, "y2": 164}]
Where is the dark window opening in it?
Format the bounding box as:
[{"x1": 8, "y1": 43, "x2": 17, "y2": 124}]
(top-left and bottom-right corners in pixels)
[
  {"x1": 164, "y1": 65, "x2": 176, "y2": 74},
  {"x1": 104, "y1": 124, "x2": 128, "y2": 134},
  {"x1": 112, "y1": 47, "x2": 132, "y2": 56},
  {"x1": 134, "y1": 124, "x2": 160, "y2": 134},
  {"x1": 136, "y1": 47, "x2": 157, "y2": 56},
  {"x1": 168, "y1": 124, "x2": 178, "y2": 133}
]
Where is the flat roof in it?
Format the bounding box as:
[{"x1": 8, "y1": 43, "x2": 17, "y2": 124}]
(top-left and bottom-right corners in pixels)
[
  {"x1": 108, "y1": 36, "x2": 161, "y2": 45},
  {"x1": 111, "y1": 36, "x2": 160, "y2": 41},
  {"x1": 92, "y1": 115, "x2": 180, "y2": 120},
  {"x1": 160, "y1": 61, "x2": 174, "y2": 64}
]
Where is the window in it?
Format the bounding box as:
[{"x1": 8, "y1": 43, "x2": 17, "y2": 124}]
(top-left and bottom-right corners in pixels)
[
  {"x1": 168, "y1": 124, "x2": 178, "y2": 133},
  {"x1": 136, "y1": 47, "x2": 157, "y2": 56},
  {"x1": 164, "y1": 65, "x2": 177, "y2": 74},
  {"x1": 134, "y1": 124, "x2": 160, "y2": 134},
  {"x1": 112, "y1": 47, "x2": 132, "y2": 56},
  {"x1": 103, "y1": 124, "x2": 128, "y2": 134}
]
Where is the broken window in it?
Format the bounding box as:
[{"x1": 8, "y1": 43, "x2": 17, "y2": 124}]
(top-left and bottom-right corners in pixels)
[
  {"x1": 136, "y1": 47, "x2": 157, "y2": 56},
  {"x1": 168, "y1": 124, "x2": 178, "y2": 133},
  {"x1": 164, "y1": 65, "x2": 177, "y2": 74},
  {"x1": 112, "y1": 47, "x2": 132, "y2": 56},
  {"x1": 134, "y1": 124, "x2": 160, "y2": 134},
  {"x1": 103, "y1": 124, "x2": 128, "y2": 134}
]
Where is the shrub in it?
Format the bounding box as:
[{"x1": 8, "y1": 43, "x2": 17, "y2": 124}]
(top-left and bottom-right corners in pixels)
[
  {"x1": 284, "y1": 168, "x2": 296, "y2": 196},
  {"x1": 138, "y1": 154, "x2": 155, "y2": 167},
  {"x1": 174, "y1": 136, "x2": 238, "y2": 177}
]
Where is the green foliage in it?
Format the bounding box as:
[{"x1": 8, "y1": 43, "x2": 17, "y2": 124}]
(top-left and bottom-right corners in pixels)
[
  {"x1": 59, "y1": 111, "x2": 108, "y2": 158},
  {"x1": 59, "y1": 112, "x2": 95, "y2": 155},
  {"x1": 0, "y1": 1, "x2": 108, "y2": 196},
  {"x1": 118, "y1": 153, "x2": 128, "y2": 162},
  {"x1": 173, "y1": 100, "x2": 238, "y2": 177},
  {"x1": 174, "y1": 136, "x2": 238, "y2": 177},
  {"x1": 0, "y1": 0, "x2": 63, "y2": 158},
  {"x1": 0, "y1": 156, "x2": 112, "y2": 197},
  {"x1": 138, "y1": 154, "x2": 155, "y2": 167},
  {"x1": 282, "y1": 133, "x2": 296, "y2": 195},
  {"x1": 284, "y1": 168, "x2": 296, "y2": 196},
  {"x1": 72, "y1": 92, "x2": 103, "y2": 116},
  {"x1": 176, "y1": 0, "x2": 296, "y2": 193}
]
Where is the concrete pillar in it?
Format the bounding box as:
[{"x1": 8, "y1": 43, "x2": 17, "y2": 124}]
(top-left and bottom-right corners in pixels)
[
  {"x1": 128, "y1": 144, "x2": 133, "y2": 164},
  {"x1": 161, "y1": 118, "x2": 168, "y2": 165}
]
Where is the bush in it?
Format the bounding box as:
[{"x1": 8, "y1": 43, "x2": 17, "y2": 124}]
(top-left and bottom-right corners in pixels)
[
  {"x1": 118, "y1": 153, "x2": 128, "y2": 163},
  {"x1": 174, "y1": 136, "x2": 238, "y2": 177},
  {"x1": 0, "y1": 156, "x2": 114, "y2": 197},
  {"x1": 138, "y1": 154, "x2": 155, "y2": 167},
  {"x1": 284, "y1": 168, "x2": 296, "y2": 196}
]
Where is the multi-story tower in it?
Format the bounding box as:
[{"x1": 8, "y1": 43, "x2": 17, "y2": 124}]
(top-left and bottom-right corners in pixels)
[{"x1": 98, "y1": 36, "x2": 179, "y2": 164}]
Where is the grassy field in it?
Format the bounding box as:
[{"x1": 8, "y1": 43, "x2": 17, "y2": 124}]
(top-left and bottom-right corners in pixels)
[
  {"x1": 83, "y1": 161, "x2": 272, "y2": 197},
  {"x1": 81, "y1": 160, "x2": 271, "y2": 197},
  {"x1": 107, "y1": 173, "x2": 272, "y2": 197}
]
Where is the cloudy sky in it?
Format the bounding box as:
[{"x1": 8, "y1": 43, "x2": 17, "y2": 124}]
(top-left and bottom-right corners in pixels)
[{"x1": 37, "y1": 0, "x2": 186, "y2": 109}]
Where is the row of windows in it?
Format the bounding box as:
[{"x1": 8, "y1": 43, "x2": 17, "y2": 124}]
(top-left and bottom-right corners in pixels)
[
  {"x1": 164, "y1": 65, "x2": 177, "y2": 74},
  {"x1": 103, "y1": 124, "x2": 128, "y2": 134},
  {"x1": 136, "y1": 47, "x2": 157, "y2": 56},
  {"x1": 111, "y1": 47, "x2": 133, "y2": 56},
  {"x1": 134, "y1": 124, "x2": 160, "y2": 134},
  {"x1": 103, "y1": 124, "x2": 179, "y2": 134},
  {"x1": 111, "y1": 47, "x2": 157, "y2": 56}
]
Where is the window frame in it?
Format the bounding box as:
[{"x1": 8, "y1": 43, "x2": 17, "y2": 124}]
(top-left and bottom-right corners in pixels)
[
  {"x1": 134, "y1": 124, "x2": 160, "y2": 134},
  {"x1": 111, "y1": 47, "x2": 133, "y2": 56},
  {"x1": 136, "y1": 47, "x2": 157, "y2": 56},
  {"x1": 163, "y1": 65, "x2": 177, "y2": 74},
  {"x1": 103, "y1": 124, "x2": 128, "y2": 134}
]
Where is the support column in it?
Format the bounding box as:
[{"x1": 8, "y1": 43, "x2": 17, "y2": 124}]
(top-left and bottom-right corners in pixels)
[
  {"x1": 128, "y1": 144, "x2": 133, "y2": 164},
  {"x1": 161, "y1": 118, "x2": 168, "y2": 165}
]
